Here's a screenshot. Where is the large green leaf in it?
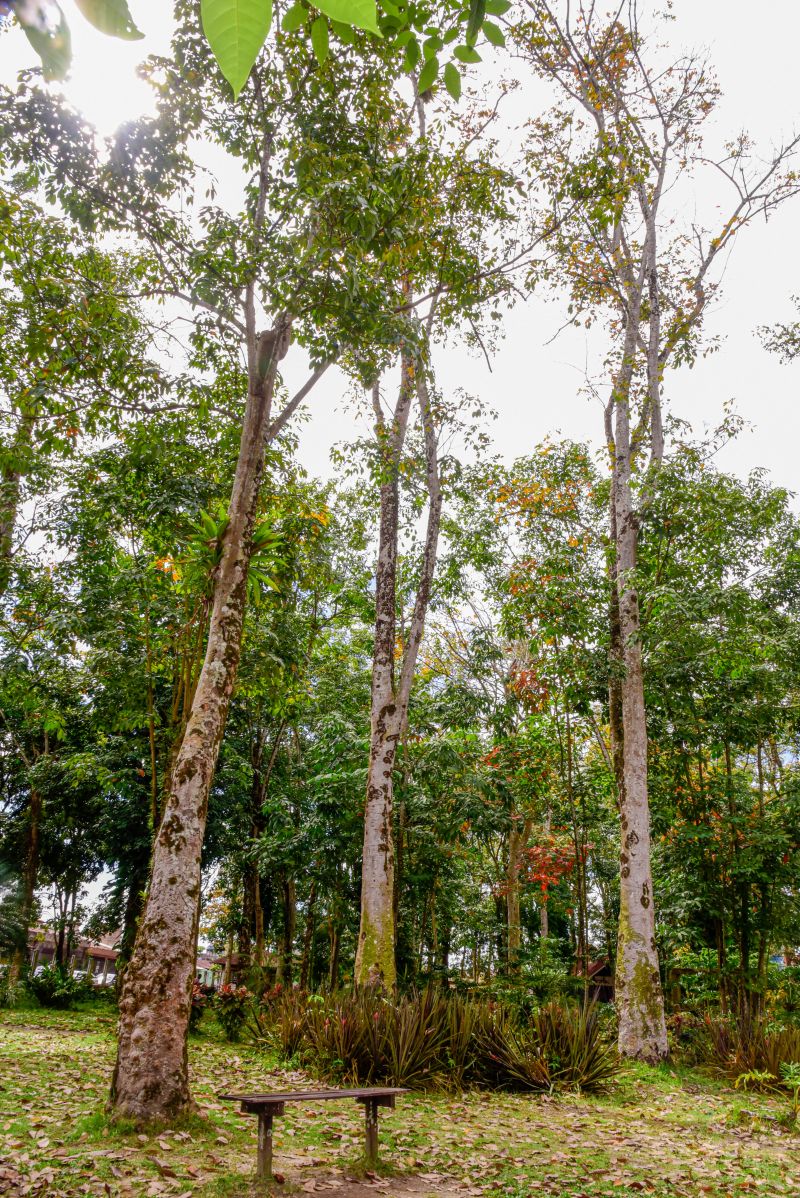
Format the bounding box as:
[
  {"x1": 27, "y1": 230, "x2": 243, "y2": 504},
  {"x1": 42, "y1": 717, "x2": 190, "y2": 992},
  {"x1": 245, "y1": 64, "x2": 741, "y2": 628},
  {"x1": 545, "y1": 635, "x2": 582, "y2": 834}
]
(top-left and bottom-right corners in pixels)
[
  {"x1": 465, "y1": 0, "x2": 486, "y2": 47},
  {"x1": 74, "y1": 0, "x2": 144, "y2": 39},
  {"x1": 313, "y1": 0, "x2": 380, "y2": 35},
  {"x1": 443, "y1": 61, "x2": 461, "y2": 101},
  {"x1": 19, "y1": 3, "x2": 72, "y2": 81},
  {"x1": 200, "y1": 0, "x2": 273, "y2": 99},
  {"x1": 310, "y1": 14, "x2": 329, "y2": 63},
  {"x1": 281, "y1": 2, "x2": 308, "y2": 31},
  {"x1": 417, "y1": 54, "x2": 438, "y2": 92}
]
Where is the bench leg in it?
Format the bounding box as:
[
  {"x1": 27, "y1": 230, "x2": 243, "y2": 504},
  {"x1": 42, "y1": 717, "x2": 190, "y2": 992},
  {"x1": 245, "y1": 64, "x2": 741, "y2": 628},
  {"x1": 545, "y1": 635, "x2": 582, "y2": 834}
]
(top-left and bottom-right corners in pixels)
[
  {"x1": 257, "y1": 1111, "x2": 274, "y2": 1180},
  {"x1": 364, "y1": 1098, "x2": 379, "y2": 1167}
]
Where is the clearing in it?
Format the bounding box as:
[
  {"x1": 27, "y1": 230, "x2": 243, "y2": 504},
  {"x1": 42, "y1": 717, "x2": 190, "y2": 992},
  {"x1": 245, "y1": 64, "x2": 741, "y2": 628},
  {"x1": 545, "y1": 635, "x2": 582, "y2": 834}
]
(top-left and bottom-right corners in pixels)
[{"x1": 0, "y1": 1008, "x2": 798, "y2": 1198}]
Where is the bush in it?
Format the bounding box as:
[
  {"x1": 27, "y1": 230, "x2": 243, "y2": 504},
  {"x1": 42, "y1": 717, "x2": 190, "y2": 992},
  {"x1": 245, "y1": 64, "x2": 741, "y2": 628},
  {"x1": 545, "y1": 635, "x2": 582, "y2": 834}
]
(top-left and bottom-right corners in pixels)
[
  {"x1": 531, "y1": 1002, "x2": 619, "y2": 1091},
  {"x1": 666, "y1": 1009, "x2": 706, "y2": 1060},
  {"x1": 471, "y1": 1003, "x2": 551, "y2": 1089},
  {"x1": 214, "y1": 983, "x2": 253, "y2": 1042},
  {"x1": 189, "y1": 980, "x2": 208, "y2": 1032},
  {"x1": 0, "y1": 966, "x2": 22, "y2": 1009},
  {"x1": 248, "y1": 988, "x2": 308, "y2": 1058},
  {"x1": 26, "y1": 964, "x2": 92, "y2": 1009},
  {"x1": 702, "y1": 1012, "x2": 800, "y2": 1082},
  {"x1": 249, "y1": 988, "x2": 620, "y2": 1094}
]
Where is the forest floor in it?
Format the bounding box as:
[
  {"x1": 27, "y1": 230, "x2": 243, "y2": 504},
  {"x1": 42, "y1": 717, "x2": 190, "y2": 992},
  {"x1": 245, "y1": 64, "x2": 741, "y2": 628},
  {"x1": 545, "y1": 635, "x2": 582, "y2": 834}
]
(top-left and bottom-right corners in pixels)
[{"x1": 1, "y1": 1007, "x2": 799, "y2": 1198}]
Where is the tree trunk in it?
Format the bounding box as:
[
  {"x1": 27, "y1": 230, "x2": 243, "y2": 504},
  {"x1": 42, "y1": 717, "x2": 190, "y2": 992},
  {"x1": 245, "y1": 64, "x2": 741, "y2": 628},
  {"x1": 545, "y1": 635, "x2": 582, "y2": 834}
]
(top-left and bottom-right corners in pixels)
[
  {"x1": 238, "y1": 863, "x2": 256, "y2": 976},
  {"x1": 355, "y1": 361, "x2": 442, "y2": 988},
  {"x1": 355, "y1": 372, "x2": 412, "y2": 990},
  {"x1": 116, "y1": 855, "x2": 150, "y2": 977},
  {"x1": 612, "y1": 391, "x2": 668, "y2": 1062},
  {"x1": 110, "y1": 325, "x2": 288, "y2": 1122},
  {"x1": 9, "y1": 787, "x2": 41, "y2": 982},
  {"x1": 299, "y1": 881, "x2": 317, "y2": 991},
  {"x1": 327, "y1": 917, "x2": 340, "y2": 992},
  {"x1": 281, "y1": 876, "x2": 296, "y2": 985},
  {"x1": 0, "y1": 403, "x2": 36, "y2": 598},
  {"x1": 506, "y1": 817, "x2": 532, "y2": 974},
  {"x1": 254, "y1": 873, "x2": 265, "y2": 970}
]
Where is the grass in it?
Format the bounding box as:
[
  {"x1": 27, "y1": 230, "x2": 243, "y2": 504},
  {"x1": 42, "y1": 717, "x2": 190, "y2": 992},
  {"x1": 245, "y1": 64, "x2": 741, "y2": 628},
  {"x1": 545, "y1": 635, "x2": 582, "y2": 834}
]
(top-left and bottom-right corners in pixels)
[{"x1": 1, "y1": 1006, "x2": 799, "y2": 1197}]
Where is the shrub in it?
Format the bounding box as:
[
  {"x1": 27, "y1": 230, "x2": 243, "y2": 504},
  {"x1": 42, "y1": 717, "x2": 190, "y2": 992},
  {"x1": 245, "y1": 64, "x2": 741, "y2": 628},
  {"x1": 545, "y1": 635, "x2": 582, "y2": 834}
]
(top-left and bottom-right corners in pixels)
[
  {"x1": 251, "y1": 988, "x2": 621, "y2": 1095},
  {"x1": 214, "y1": 983, "x2": 253, "y2": 1042},
  {"x1": 471, "y1": 1003, "x2": 551, "y2": 1090},
  {"x1": 702, "y1": 1012, "x2": 800, "y2": 1082},
  {"x1": 0, "y1": 966, "x2": 22, "y2": 1009},
  {"x1": 27, "y1": 964, "x2": 91, "y2": 1009},
  {"x1": 189, "y1": 980, "x2": 208, "y2": 1032},
  {"x1": 272, "y1": 989, "x2": 310, "y2": 1059},
  {"x1": 305, "y1": 992, "x2": 378, "y2": 1082},
  {"x1": 443, "y1": 994, "x2": 479, "y2": 1089},
  {"x1": 666, "y1": 1009, "x2": 706, "y2": 1061},
  {"x1": 530, "y1": 1001, "x2": 619, "y2": 1091}
]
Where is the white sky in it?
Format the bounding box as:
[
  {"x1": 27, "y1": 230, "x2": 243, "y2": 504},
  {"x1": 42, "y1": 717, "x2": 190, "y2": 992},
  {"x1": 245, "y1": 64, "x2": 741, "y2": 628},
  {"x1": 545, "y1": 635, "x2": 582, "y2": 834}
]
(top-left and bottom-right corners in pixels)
[{"x1": 1, "y1": 1, "x2": 799, "y2": 493}]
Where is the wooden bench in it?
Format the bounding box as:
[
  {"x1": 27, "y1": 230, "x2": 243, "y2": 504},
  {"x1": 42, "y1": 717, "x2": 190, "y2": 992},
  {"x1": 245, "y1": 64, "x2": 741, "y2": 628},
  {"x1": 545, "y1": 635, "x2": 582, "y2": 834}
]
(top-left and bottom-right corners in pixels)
[{"x1": 219, "y1": 1086, "x2": 408, "y2": 1179}]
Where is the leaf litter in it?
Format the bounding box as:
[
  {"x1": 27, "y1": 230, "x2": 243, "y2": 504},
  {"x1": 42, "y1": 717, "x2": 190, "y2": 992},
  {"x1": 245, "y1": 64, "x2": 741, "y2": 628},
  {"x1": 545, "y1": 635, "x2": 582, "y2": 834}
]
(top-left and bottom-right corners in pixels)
[{"x1": 0, "y1": 1009, "x2": 798, "y2": 1197}]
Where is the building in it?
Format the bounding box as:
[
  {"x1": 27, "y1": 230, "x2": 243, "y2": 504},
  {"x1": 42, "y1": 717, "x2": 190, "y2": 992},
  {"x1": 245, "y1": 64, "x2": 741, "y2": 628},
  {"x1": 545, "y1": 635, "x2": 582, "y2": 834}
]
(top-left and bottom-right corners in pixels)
[{"x1": 27, "y1": 926, "x2": 121, "y2": 984}]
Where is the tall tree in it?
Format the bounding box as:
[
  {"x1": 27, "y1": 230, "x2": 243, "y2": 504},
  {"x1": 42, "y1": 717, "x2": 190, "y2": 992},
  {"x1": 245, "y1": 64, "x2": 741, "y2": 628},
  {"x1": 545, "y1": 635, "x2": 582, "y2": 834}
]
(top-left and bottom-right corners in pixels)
[
  {"x1": 0, "y1": 4, "x2": 496, "y2": 1115},
  {"x1": 518, "y1": 0, "x2": 800, "y2": 1060}
]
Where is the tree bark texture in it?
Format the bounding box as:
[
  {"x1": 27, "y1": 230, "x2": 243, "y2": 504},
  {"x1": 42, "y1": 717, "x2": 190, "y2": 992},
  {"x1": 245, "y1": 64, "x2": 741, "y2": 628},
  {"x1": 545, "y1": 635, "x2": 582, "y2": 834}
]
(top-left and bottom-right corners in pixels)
[
  {"x1": 110, "y1": 326, "x2": 288, "y2": 1121},
  {"x1": 0, "y1": 403, "x2": 36, "y2": 598},
  {"x1": 299, "y1": 880, "x2": 317, "y2": 991},
  {"x1": 355, "y1": 362, "x2": 442, "y2": 988},
  {"x1": 506, "y1": 816, "x2": 533, "y2": 974},
  {"x1": 9, "y1": 787, "x2": 42, "y2": 982},
  {"x1": 611, "y1": 386, "x2": 668, "y2": 1062},
  {"x1": 354, "y1": 368, "x2": 413, "y2": 990}
]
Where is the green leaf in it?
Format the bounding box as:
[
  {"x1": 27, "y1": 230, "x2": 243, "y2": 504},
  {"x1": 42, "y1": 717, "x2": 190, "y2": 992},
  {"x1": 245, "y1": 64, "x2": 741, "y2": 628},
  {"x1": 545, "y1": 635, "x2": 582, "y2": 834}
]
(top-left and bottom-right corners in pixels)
[
  {"x1": 281, "y1": 2, "x2": 308, "y2": 30},
  {"x1": 19, "y1": 4, "x2": 72, "y2": 81},
  {"x1": 313, "y1": 0, "x2": 381, "y2": 34},
  {"x1": 331, "y1": 18, "x2": 356, "y2": 41},
  {"x1": 73, "y1": 0, "x2": 144, "y2": 39},
  {"x1": 482, "y1": 19, "x2": 504, "y2": 45},
  {"x1": 200, "y1": 0, "x2": 273, "y2": 100},
  {"x1": 454, "y1": 44, "x2": 481, "y2": 63},
  {"x1": 417, "y1": 54, "x2": 439, "y2": 92},
  {"x1": 443, "y1": 61, "x2": 461, "y2": 101},
  {"x1": 311, "y1": 15, "x2": 329, "y2": 62},
  {"x1": 465, "y1": 0, "x2": 485, "y2": 47},
  {"x1": 402, "y1": 36, "x2": 421, "y2": 70},
  {"x1": 483, "y1": 0, "x2": 511, "y2": 13}
]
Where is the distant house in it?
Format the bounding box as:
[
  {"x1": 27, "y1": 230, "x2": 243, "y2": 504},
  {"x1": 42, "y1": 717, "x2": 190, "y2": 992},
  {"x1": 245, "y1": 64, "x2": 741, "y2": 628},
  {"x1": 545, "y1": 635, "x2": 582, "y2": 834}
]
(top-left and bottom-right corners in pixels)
[
  {"x1": 195, "y1": 955, "x2": 221, "y2": 988},
  {"x1": 571, "y1": 958, "x2": 615, "y2": 1003},
  {"x1": 28, "y1": 926, "x2": 121, "y2": 983}
]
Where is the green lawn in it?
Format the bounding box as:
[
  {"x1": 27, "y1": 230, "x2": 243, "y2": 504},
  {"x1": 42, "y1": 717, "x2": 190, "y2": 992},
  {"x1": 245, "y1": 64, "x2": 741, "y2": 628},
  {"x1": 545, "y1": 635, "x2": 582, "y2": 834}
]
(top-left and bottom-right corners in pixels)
[{"x1": 0, "y1": 1007, "x2": 798, "y2": 1197}]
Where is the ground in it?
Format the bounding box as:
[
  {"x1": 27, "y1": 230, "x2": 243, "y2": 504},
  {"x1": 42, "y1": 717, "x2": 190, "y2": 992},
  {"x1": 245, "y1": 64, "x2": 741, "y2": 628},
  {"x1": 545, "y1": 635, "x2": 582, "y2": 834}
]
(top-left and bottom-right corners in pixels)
[{"x1": 1, "y1": 1007, "x2": 799, "y2": 1198}]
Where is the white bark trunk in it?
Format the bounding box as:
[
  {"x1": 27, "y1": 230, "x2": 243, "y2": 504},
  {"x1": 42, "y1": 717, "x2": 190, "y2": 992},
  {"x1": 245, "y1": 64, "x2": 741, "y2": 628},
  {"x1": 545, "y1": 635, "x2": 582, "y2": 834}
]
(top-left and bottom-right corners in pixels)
[
  {"x1": 612, "y1": 388, "x2": 668, "y2": 1063},
  {"x1": 355, "y1": 362, "x2": 442, "y2": 988}
]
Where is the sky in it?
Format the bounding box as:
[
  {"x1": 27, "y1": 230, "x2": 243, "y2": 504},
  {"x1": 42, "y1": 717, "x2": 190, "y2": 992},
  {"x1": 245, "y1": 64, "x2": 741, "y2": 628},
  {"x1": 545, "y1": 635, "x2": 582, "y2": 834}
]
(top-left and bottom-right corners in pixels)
[{"x1": 1, "y1": 0, "x2": 799, "y2": 495}]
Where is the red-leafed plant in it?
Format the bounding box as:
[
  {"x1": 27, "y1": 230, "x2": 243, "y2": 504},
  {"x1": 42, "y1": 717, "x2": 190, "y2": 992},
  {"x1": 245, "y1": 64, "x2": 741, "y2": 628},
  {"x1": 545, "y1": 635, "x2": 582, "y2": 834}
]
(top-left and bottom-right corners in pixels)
[{"x1": 214, "y1": 983, "x2": 253, "y2": 1042}]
